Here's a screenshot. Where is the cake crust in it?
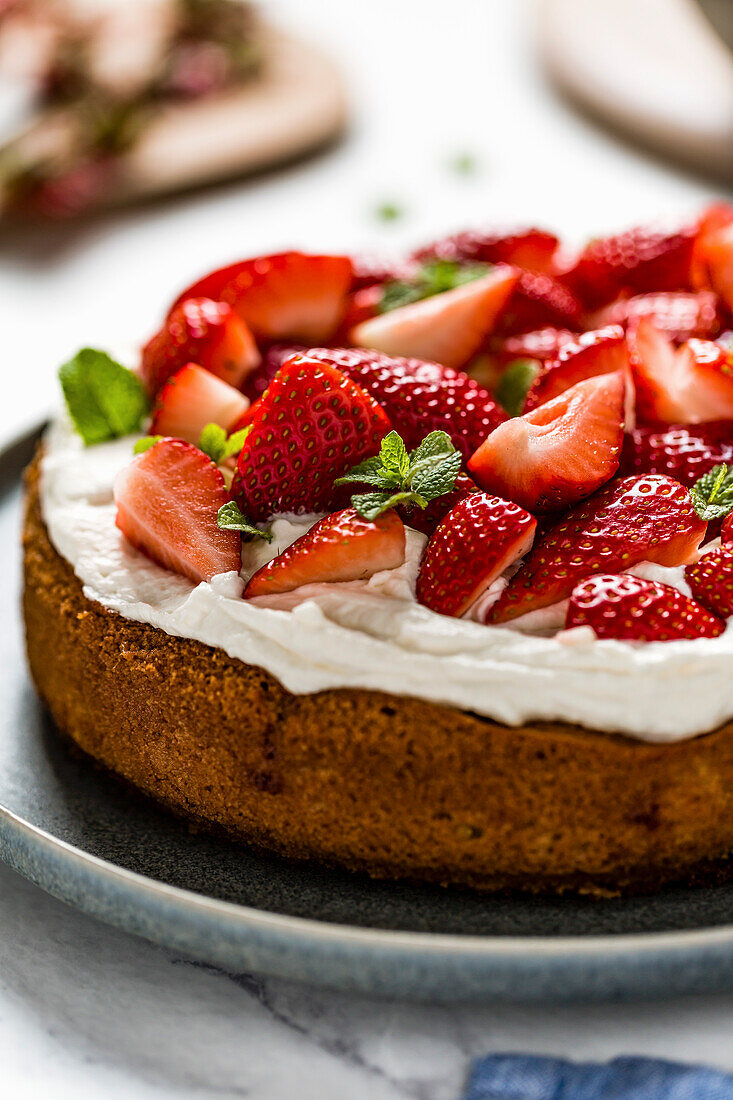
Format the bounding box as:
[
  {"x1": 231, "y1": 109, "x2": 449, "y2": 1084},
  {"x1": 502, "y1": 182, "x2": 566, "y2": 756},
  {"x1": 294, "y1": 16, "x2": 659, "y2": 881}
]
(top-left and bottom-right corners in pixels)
[{"x1": 22, "y1": 455, "x2": 733, "y2": 895}]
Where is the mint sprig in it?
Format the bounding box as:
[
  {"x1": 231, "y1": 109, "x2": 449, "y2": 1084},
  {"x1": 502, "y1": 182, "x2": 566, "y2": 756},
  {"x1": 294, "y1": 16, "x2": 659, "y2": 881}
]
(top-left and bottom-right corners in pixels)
[
  {"x1": 379, "y1": 260, "x2": 492, "y2": 314},
  {"x1": 198, "y1": 423, "x2": 250, "y2": 464},
  {"x1": 336, "y1": 429, "x2": 462, "y2": 521},
  {"x1": 495, "y1": 358, "x2": 539, "y2": 418},
  {"x1": 691, "y1": 464, "x2": 733, "y2": 522},
  {"x1": 216, "y1": 500, "x2": 272, "y2": 541},
  {"x1": 133, "y1": 435, "x2": 163, "y2": 454},
  {"x1": 59, "y1": 348, "x2": 149, "y2": 446}
]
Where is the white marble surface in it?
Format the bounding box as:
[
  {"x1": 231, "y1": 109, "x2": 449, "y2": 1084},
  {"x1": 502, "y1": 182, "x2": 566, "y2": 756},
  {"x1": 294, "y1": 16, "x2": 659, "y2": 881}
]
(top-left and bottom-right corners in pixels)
[{"x1": 2, "y1": 1, "x2": 733, "y2": 1095}]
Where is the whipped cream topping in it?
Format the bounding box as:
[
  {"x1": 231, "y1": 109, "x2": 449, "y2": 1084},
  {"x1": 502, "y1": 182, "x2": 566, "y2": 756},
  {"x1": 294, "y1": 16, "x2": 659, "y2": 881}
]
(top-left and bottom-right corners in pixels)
[{"x1": 39, "y1": 416, "x2": 733, "y2": 742}]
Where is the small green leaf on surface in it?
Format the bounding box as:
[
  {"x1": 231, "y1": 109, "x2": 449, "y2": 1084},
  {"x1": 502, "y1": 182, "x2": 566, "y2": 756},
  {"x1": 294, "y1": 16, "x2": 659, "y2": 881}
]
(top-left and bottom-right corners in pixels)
[
  {"x1": 59, "y1": 348, "x2": 149, "y2": 446},
  {"x1": 691, "y1": 463, "x2": 733, "y2": 522},
  {"x1": 495, "y1": 358, "x2": 540, "y2": 417},
  {"x1": 449, "y1": 152, "x2": 478, "y2": 175},
  {"x1": 133, "y1": 435, "x2": 163, "y2": 454},
  {"x1": 198, "y1": 423, "x2": 251, "y2": 464},
  {"x1": 216, "y1": 500, "x2": 272, "y2": 540},
  {"x1": 379, "y1": 260, "x2": 492, "y2": 315},
  {"x1": 375, "y1": 202, "x2": 403, "y2": 223}
]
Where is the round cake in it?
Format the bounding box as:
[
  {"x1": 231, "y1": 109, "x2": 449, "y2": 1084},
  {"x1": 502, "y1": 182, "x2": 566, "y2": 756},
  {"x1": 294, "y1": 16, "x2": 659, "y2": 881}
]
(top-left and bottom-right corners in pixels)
[{"x1": 23, "y1": 213, "x2": 733, "y2": 895}]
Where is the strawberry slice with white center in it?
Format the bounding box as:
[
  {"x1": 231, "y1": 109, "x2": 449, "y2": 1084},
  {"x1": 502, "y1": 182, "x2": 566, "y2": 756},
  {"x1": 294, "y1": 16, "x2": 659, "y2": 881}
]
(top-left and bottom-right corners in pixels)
[
  {"x1": 218, "y1": 252, "x2": 353, "y2": 343},
  {"x1": 416, "y1": 493, "x2": 536, "y2": 618},
  {"x1": 468, "y1": 372, "x2": 625, "y2": 513},
  {"x1": 114, "y1": 438, "x2": 241, "y2": 584},
  {"x1": 566, "y1": 573, "x2": 723, "y2": 641},
  {"x1": 150, "y1": 362, "x2": 249, "y2": 444},
  {"x1": 349, "y1": 266, "x2": 518, "y2": 370},
  {"x1": 245, "y1": 508, "x2": 405, "y2": 597},
  {"x1": 523, "y1": 325, "x2": 628, "y2": 410},
  {"x1": 629, "y1": 318, "x2": 733, "y2": 424},
  {"x1": 488, "y1": 474, "x2": 707, "y2": 624}
]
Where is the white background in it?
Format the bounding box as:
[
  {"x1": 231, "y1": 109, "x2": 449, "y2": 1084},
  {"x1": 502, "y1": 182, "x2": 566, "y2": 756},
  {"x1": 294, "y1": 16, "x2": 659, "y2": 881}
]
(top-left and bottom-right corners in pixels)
[{"x1": 1, "y1": 1, "x2": 732, "y2": 1096}]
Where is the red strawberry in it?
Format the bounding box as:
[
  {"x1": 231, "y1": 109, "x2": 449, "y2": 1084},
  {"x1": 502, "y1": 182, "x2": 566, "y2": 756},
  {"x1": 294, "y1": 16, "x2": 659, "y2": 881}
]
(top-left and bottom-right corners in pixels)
[
  {"x1": 245, "y1": 508, "x2": 405, "y2": 597},
  {"x1": 416, "y1": 493, "x2": 536, "y2": 618},
  {"x1": 524, "y1": 325, "x2": 628, "y2": 410},
  {"x1": 723, "y1": 513, "x2": 733, "y2": 546},
  {"x1": 234, "y1": 355, "x2": 390, "y2": 520},
  {"x1": 620, "y1": 421, "x2": 733, "y2": 487},
  {"x1": 488, "y1": 474, "x2": 707, "y2": 623},
  {"x1": 150, "y1": 363, "x2": 249, "y2": 444},
  {"x1": 291, "y1": 347, "x2": 506, "y2": 459},
  {"x1": 141, "y1": 297, "x2": 260, "y2": 397},
  {"x1": 629, "y1": 319, "x2": 733, "y2": 424},
  {"x1": 114, "y1": 438, "x2": 241, "y2": 584},
  {"x1": 589, "y1": 291, "x2": 723, "y2": 343},
  {"x1": 349, "y1": 266, "x2": 519, "y2": 370},
  {"x1": 566, "y1": 573, "x2": 723, "y2": 641},
  {"x1": 686, "y1": 547, "x2": 733, "y2": 620},
  {"x1": 219, "y1": 252, "x2": 353, "y2": 343},
  {"x1": 493, "y1": 271, "x2": 583, "y2": 336},
  {"x1": 491, "y1": 327, "x2": 577, "y2": 365},
  {"x1": 340, "y1": 284, "x2": 383, "y2": 333},
  {"x1": 695, "y1": 221, "x2": 733, "y2": 314},
  {"x1": 400, "y1": 470, "x2": 479, "y2": 536},
  {"x1": 350, "y1": 256, "x2": 417, "y2": 291},
  {"x1": 412, "y1": 227, "x2": 559, "y2": 274}
]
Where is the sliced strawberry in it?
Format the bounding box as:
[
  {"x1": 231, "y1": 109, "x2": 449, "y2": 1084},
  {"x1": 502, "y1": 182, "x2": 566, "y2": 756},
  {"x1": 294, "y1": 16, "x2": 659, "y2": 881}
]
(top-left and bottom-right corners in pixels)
[
  {"x1": 488, "y1": 474, "x2": 707, "y2": 623},
  {"x1": 620, "y1": 421, "x2": 733, "y2": 487},
  {"x1": 234, "y1": 355, "x2": 390, "y2": 520},
  {"x1": 416, "y1": 493, "x2": 536, "y2": 618},
  {"x1": 695, "y1": 221, "x2": 733, "y2": 314},
  {"x1": 412, "y1": 227, "x2": 559, "y2": 274},
  {"x1": 686, "y1": 547, "x2": 733, "y2": 620},
  {"x1": 469, "y1": 372, "x2": 625, "y2": 513},
  {"x1": 493, "y1": 271, "x2": 583, "y2": 336},
  {"x1": 589, "y1": 291, "x2": 724, "y2": 343},
  {"x1": 150, "y1": 363, "x2": 249, "y2": 443},
  {"x1": 629, "y1": 319, "x2": 733, "y2": 424},
  {"x1": 141, "y1": 297, "x2": 260, "y2": 397},
  {"x1": 291, "y1": 347, "x2": 506, "y2": 459},
  {"x1": 400, "y1": 470, "x2": 479, "y2": 536},
  {"x1": 490, "y1": 327, "x2": 577, "y2": 365},
  {"x1": 349, "y1": 266, "x2": 519, "y2": 370},
  {"x1": 723, "y1": 513, "x2": 733, "y2": 546},
  {"x1": 114, "y1": 438, "x2": 240, "y2": 584},
  {"x1": 524, "y1": 325, "x2": 627, "y2": 410},
  {"x1": 245, "y1": 508, "x2": 405, "y2": 597},
  {"x1": 566, "y1": 573, "x2": 723, "y2": 641},
  {"x1": 218, "y1": 252, "x2": 353, "y2": 343}
]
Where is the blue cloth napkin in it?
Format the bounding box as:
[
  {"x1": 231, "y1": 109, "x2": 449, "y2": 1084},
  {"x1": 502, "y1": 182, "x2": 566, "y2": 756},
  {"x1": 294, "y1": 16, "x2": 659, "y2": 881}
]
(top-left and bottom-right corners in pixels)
[{"x1": 465, "y1": 1055, "x2": 733, "y2": 1099}]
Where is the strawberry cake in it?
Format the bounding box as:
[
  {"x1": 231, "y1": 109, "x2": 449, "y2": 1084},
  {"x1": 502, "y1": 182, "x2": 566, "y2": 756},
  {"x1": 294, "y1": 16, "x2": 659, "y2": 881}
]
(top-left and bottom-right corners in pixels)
[{"x1": 22, "y1": 204, "x2": 733, "y2": 895}]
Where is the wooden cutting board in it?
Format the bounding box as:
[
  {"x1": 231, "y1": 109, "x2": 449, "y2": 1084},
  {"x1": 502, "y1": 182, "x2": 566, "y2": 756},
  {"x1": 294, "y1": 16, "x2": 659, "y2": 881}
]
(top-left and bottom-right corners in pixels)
[{"x1": 537, "y1": 0, "x2": 733, "y2": 183}]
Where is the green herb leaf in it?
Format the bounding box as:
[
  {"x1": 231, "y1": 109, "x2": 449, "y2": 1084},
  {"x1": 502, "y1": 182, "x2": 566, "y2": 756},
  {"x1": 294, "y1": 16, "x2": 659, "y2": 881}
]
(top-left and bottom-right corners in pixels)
[
  {"x1": 379, "y1": 430, "x2": 410, "y2": 481},
  {"x1": 221, "y1": 425, "x2": 251, "y2": 460},
  {"x1": 410, "y1": 449, "x2": 462, "y2": 501},
  {"x1": 350, "y1": 490, "x2": 422, "y2": 521},
  {"x1": 375, "y1": 201, "x2": 403, "y2": 223},
  {"x1": 59, "y1": 348, "x2": 149, "y2": 446},
  {"x1": 133, "y1": 435, "x2": 163, "y2": 454},
  {"x1": 216, "y1": 500, "x2": 272, "y2": 541},
  {"x1": 691, "y1": 463, "x2": 733, "y2": 521},
  {"x1": 449, "y1": 152, "x2": 478, "y2": 176},
  {"x1": 198, "y1": 423, "x2": 252, "y2": 464},
  {"x1": 495, "y1": 358, "x2": 539, "y2": 417},
  {"x1": 379, "y1": 260, "x2": 492, "y2": 316}
]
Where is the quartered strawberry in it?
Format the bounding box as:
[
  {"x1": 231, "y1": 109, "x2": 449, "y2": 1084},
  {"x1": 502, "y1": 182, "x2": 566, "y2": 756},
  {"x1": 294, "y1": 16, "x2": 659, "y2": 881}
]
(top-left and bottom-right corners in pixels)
[
  {"x1": 488, "y1": 474, "x2": 707, "y2": 623},
  {"x1": 114, "y1": 438, "x2": 241, "y2": 584},
  {"x1": 291, "y1": 347, "x2": 506, "y2": 459},
  {"x1": 349, "y1": 266, "x2": 519, "y2": 370},
  {"x1": 416, "y1": 493, "x2": 536, "y2": 618},
  {"x1": 469, "y1": 371, "x2": 624, "y2": 513},
  {"x1": 412, "y1": 226, "x2": 559, "y2": 273},
  {"x1": 400, "y1": 470, "x2": 479, "y2": 536},
  {"x1": 686, "y1": 547, "x2": 733, "y2": 620},
  {"x1": 620, "y1": 421, "x2": 733, "y2": 487},
  {"x1": 218, "y1": 252, "x2": 353, "y2": 343},
  {"x1": 150, "y1": 362, "x2": 249, "y2": 444},
  {"x1": 493, "y1": 271, "x2": 583, "y2": 336},
  {"x1": 490, "y1": 326, "x2": 577, "y2": 365},
  {"x1": 629, "y1": 318, "x2": 733, "y2": 424},
  {"x1": 523, "y1": 325, "x2": 628, "y2": 410},
  {"x1": 589, "y1": 291, "x2": 724, "y2": 343},
  {"x1": 245, "y1": 508, "x2": 405, "y2": 597},
  {"x1": 566, "y1": 573, "x2": 724, "y2": 641},
  {"x1": 234, "y1": 355, "x2": 390, "y2": 520},
  {"x1": 141, "y1": 297, "x2": 260, "y2": 397}
]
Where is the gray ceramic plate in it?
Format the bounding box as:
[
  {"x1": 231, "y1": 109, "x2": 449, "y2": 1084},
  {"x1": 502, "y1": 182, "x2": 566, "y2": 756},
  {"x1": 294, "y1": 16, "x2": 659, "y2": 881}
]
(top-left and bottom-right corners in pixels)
[{"x1": 3, "y1": 427, "x2": 733, "y2": 1002}]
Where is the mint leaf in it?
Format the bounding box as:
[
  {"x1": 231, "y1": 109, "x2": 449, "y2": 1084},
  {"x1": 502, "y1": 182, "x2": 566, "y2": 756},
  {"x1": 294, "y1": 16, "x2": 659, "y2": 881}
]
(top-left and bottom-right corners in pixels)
[
  {"x1": 379, "y1": 431, "x2": 410, "y2": 481},
  {"x1": 408, "y1": 429, "x2": 455, "y2": 465},
  {"x1": 495, "y1": 358, "x2": 539, "y2": 417},
  {"x1": 198, "y1": 423, "x2": 251, "y2": 464},
  {"x1": 59, "y1": 348, "x2": 149, "y2": 445},
  {"x1": 410, "y1": 449, "x2": 462, "y2": 501},
  {"x1": 379, "y1": 260, "x2": 492, "y2": 315},
  {"x1": 216, "y1": 501, "x2": 272, "y2": 541},
  {"x1": 221, "y1": 426, "x2": 251, "y2": 461},
  {"x1": 691, "y1": 464, "x2": 733, "y2": 521},
  {"x1": 133, "y1": 435, "x2": 163, "y2": 454},
  {"x1": 351, "y1": 490, "x2": 422, "y2": 521}
]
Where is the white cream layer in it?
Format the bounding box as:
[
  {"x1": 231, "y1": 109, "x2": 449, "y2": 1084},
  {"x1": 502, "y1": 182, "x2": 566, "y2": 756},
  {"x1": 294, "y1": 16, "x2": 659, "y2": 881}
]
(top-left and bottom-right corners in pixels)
[{"x1": 39, "y1": 416, "x2": 733, "y2": 742}]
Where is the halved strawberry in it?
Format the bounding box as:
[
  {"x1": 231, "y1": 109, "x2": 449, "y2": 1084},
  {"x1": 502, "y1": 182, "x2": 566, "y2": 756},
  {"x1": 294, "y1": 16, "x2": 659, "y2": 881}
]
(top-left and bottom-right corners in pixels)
[
  {"x1": 620, "y1": 421, "x2": 733, "y2": 487},
  {"x1": 291, "y1": 347, "x2": 506, "y2": 459},
  {"x1": 412, "y1": 226, "x2": 559, "y2": 274},
  {"x1": 493, "y1": 271, "x2": 583, "y2": 336},
  {"x1": 589, "y1": 291, "x2": 723, "y2": 343},
  {"x1": 245, "y1": 508, "x2": 405, "y2": 597},
  {"x1": 524, "y1": 325, "x2": 627, "y2": 410},
  {"x1": 566, "y1": 573, "x2": 723, "y2": 641},
  {"x1": 490, "y1": 327, "x2": 577, "y2": 365},
  {"x1": 469, "y1": 372, "x2": 625, "y2": 513},
  {"x1": 629, "y1": 318, "x2": 733, "y2": 424},
  {"x1": 416, "y1": 493, "x2": 536, "y2": 618},
  {"x1": 114, "y1": 438, "x2": 241, "y2": 583},
  {"x1": 488, "y1": 474, "x2": 707, "y2": 623},
  {"x1": 686, "y1": 547, "x2": 733, "y2": 620},
  {"x1": 695, "y1": 221, "x2": 733, "y2": 314},
  {"x1": 349, "y1": 266, "x2": 518, "y2": 370},
  {"x1": 219, "y1": 252, "x2": 353, "y2": 343},
  {"x1": 400, "y1": 470, "x2": 479, "y2": 536},
  {"x1": 234, "y1": 355, "x2": 390, "y2": 520},
  {"x1": 150, "y1": 362, "x2": 249, "y2": 443}
]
